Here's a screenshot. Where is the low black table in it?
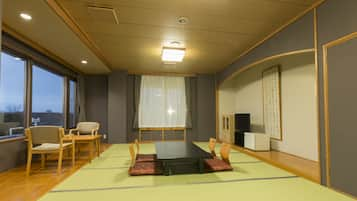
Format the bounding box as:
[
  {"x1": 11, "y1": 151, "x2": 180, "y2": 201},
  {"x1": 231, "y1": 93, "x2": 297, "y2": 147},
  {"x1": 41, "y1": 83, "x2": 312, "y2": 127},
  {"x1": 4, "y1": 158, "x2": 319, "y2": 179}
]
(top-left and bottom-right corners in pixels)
[{"x1": 155, "y1": 141, "x2": 212, "y2": 176}]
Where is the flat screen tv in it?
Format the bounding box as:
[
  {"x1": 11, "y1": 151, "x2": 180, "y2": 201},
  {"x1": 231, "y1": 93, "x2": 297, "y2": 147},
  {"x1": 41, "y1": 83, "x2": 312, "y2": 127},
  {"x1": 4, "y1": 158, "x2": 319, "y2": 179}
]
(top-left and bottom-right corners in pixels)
[{"x1": 234, "y1": 113, "x2": 250, "y2": 132}]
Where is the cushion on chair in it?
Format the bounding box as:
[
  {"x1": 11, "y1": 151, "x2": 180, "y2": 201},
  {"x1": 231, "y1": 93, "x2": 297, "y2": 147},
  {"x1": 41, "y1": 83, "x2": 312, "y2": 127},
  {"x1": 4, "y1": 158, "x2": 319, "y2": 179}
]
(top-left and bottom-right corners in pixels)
[
  {"x1": 32, "y1": 143, "x2": 72, "y2": 151},
  {"x1": 204, "y1": 158, "x2": 233, "y2": 172},
  {"x1": 128, "y1": 161, "x2": 163, "y2": 176},
  {"x1": 77, "y1": 122, "x2": 99, "y2": 134},
  {"x1": 30, "y1": 126, "x2": 61, "y2": 144},
  {"x1": 136, "y1": 154, "x2": 157, "y2": 162}
]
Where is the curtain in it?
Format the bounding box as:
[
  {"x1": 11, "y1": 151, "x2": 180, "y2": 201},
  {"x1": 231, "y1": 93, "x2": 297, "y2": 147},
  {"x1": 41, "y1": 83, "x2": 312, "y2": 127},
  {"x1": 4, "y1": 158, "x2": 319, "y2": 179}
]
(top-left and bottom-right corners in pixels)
[
  {"x1": 77, "y1": 75, "x2": 86, "y2": 122},
  {"x1": 139, "y1": 75, "x2": 186, "y2": 128},
  {"x1": 185, "y1": 77, "x2": 192, "y2": 128},
  {"x1": 132, "y1": 75, "x2": 141, "y2": 128}
]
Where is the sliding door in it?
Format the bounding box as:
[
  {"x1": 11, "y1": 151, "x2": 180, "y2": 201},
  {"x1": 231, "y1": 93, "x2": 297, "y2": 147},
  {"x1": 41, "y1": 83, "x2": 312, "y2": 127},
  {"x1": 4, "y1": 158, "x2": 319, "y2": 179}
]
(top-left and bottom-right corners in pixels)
[{"x1": 324, "y1": 37, "x2": 357, "y2": 196}]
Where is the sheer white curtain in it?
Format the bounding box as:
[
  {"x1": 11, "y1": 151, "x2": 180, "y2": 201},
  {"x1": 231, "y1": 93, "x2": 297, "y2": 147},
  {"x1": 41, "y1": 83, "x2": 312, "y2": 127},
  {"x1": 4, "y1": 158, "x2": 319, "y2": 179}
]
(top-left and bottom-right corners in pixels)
[{"x1": 139, "y1": 75, "x2": 186, "y2": 128}]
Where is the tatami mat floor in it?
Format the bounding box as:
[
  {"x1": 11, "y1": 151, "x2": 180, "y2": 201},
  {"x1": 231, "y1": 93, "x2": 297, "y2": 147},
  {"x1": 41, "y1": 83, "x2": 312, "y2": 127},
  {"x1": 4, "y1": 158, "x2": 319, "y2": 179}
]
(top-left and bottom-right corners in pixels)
[{"x1": 39, "y1": 143, "x2": 355, "y2": 201}]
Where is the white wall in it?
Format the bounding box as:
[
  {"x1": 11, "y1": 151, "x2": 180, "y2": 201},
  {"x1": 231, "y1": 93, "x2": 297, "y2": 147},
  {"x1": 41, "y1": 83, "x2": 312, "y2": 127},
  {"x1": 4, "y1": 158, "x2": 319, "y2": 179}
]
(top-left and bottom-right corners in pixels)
[
  {"x1": 218, "y1": 81, "x2": 236, "y2": 141},
  {"x1": 220, "y1": 53, "x2": 318, "y2": 161}
]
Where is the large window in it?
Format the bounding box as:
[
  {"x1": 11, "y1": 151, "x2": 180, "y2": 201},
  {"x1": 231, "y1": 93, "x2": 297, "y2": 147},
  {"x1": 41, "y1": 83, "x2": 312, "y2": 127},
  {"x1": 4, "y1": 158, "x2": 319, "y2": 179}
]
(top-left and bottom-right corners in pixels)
[
  {"x1": 32, "y1": 65, "x2": 64, "y2": 126},
  {"x1": 139, "y1": 76, "x2": 186, "y2": 128},
  {"x1": 0, "y1": 53, "x2": 26, "y2": 138},
  {"x1": 68, "y1": 80, "x2": 77, "y2": 128}
]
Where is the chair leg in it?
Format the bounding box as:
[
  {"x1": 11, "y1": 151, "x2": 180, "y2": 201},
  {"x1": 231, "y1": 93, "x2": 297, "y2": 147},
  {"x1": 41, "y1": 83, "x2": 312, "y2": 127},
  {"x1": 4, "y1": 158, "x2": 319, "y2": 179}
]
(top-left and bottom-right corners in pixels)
[
  {"x1": 72, "y1": 145, "x2": 75, "y2": 168},
  {"x1": 41, "y1": 154, "x2": 46, "y2": 169},
  {"x1": 57, "y1": 149, "x2": 63, "y2": 174},
  {"x1": 26, "y1": 150, "x2": 32, "y2": 176}
]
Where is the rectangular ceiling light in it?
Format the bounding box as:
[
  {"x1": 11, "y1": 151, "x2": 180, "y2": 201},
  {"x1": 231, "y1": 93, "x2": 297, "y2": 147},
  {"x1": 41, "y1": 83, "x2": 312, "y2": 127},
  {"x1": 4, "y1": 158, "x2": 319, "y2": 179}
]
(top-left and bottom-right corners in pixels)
[{"x1": 161, "y1": 47, "x2": 186, "y2": 63}]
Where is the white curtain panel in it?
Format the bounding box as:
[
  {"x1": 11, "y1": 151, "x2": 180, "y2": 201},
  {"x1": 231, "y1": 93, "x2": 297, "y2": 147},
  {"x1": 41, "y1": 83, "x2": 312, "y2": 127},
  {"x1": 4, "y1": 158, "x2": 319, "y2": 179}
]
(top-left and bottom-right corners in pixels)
[{"x1": 139, "y1": 75, "x2": 186, "y2": 128}]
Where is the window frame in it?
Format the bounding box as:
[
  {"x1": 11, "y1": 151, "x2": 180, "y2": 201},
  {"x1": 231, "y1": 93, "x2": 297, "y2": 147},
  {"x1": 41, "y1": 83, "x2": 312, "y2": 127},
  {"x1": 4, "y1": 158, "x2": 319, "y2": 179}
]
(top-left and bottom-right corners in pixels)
[
  {"x1": 67, "y1": 79, "x2": 77, "y2": 129},
  {"x1": 0, "y1": 51, "x2": 27, "y2": 139},
  {"x1": 0, "y1": 42, "x2": 79, "y2": 140},
  {"x1": 31, "y1": 63, "x2": 66, "y2": 127}
]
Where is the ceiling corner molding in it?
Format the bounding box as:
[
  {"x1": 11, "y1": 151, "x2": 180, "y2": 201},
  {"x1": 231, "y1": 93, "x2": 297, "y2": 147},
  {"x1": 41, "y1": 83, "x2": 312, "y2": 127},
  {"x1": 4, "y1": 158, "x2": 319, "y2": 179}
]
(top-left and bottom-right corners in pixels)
[
  {"x1": 46, "y1": 0, "x2": 113, "y2": 71},
  {"x1": 2, "y1": 23, "x2": 83, "y2": 74},
  {"x1": 227, "y1": 0, "x2": 326, "y2": 67}
]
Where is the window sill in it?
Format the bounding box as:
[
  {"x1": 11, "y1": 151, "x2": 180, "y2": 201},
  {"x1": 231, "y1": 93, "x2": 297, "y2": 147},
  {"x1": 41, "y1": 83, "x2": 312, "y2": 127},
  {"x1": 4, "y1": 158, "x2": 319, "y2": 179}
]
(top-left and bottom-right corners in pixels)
[{"x1": 0, "y1": 136, "x2": 26, "y2": 144}]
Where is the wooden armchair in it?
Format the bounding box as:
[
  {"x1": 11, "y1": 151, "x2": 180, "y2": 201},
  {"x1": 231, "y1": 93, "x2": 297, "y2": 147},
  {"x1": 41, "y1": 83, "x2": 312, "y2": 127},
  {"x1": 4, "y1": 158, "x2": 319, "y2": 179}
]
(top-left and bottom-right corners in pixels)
[
  {"x1": 69, "y1": 122, "x2": 100, "y2": 136},
  {"x1": 25, "y1": 126, "x2": 75, "y2": 176}
]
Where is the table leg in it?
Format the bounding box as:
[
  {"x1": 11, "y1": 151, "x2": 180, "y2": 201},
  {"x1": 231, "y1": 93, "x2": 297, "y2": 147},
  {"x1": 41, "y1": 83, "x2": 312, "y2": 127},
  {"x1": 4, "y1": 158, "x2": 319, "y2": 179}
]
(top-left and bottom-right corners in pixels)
[
  {"x1": 198, "y1": 158, "x2": 204, "y2": 173},
  {"x1": 96, "y1": 138, "x2": 100, "y2": 157},
  {"x1": 89, "y1": 141, "x2": 94, "y2": 162},
  {"x1": 162, "y1": 161, "x2": 170, "y2": 176}
]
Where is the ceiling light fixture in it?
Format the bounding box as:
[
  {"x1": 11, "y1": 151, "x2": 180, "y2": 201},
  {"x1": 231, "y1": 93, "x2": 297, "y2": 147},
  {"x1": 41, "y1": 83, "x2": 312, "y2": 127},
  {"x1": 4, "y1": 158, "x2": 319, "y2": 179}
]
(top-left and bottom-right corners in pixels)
[
  {"x1": 177, "y1": 16, "x2": 189, "y2": 25},
  {"x1": 81, "y1": 60, "x2": 88, "y2": 64},
  {"x1": 161, "y1": 47, "x2": 186, "y2": 63},
  {"x1": 20, "y1": 13, "x2": 32, "y2": 21}
]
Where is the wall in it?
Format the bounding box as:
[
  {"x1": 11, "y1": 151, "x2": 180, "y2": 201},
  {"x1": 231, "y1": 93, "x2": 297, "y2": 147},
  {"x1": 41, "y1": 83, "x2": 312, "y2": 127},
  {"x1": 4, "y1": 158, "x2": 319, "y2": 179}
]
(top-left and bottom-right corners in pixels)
[
  {"x1": 108, "y1": 71, "x2": 128, "y2": 143},
  {"x1": 325, "y1": 38, "x2": 357, "y2": 196},
  {"x1": 216, "y1": 0, "x2": 357, "y2": 194},
  {"x1": 218, "y1": 81, "x2": 236, "y2": 140},
  {"x1": 84, "y1": 75, "x2": 108, "y2": 138},
  {"x1": 196, "y1": 75, "x2": 216, "y2": 141},
  {"x1": 221, "y1": 53, "x2": 318, "y2": 161},
  {"x1": 0, "y1": 1, "x2": 27, "y2": 172},
  {"x1": 316, "y1": 0, "x2": 357, "y2": 187},
  {"x1": 217, "y1": 11, "x2": 314, "y2": 84}
]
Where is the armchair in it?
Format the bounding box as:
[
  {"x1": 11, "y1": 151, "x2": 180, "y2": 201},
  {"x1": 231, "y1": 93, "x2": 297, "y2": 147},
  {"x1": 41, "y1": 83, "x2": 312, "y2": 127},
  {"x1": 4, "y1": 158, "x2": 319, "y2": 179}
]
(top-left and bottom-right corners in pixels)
[
  {"x1": 25, "y1": 126, "x2": 75, "y2": 176},
  {"x1": 69, "y1": 122, "x2": 100, "y2": 136}
]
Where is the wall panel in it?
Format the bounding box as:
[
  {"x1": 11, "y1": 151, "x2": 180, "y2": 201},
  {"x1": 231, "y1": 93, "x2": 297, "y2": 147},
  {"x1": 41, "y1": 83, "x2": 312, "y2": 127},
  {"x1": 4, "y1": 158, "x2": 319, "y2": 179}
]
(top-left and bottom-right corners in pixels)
[
  {"x1": 108, "y1": 71, "x2": 128, "y2": 143},
  {"x1": 218, "y1": 11, "x2": 314, "y2": 84},
  {"x1": 317, "y1": 0, "x2": 357, "y2": 186},
  {"x1": 85, "y1": 75, "x2": 108, "y2": 138},
  {"x1": 324, "y1": 38, "x2": 357, "y2": 196}
]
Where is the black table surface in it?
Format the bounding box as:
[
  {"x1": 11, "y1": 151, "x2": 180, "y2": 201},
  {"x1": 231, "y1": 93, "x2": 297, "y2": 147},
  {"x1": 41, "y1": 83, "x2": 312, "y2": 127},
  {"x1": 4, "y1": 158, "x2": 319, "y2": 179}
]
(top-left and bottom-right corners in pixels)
[{"x1": 155, "y1": 141, "x2": 212, "y2": 160}]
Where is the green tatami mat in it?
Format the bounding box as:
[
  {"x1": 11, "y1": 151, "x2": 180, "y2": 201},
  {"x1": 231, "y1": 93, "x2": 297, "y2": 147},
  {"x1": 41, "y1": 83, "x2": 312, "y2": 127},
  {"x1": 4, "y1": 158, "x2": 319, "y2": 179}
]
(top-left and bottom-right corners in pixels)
[
  {"x1": 41, "y1": 178, "x2": 355, "y2": 201},
  {"x1": 39, "y1": 143, "x2": 355, "y2": 201}
]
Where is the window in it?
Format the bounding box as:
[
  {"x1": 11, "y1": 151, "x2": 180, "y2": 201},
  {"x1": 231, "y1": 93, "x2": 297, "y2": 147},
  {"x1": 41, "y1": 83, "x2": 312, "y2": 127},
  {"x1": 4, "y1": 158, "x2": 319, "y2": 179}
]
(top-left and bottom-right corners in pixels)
[
  {"x1": 68, "y1": 80, "x2": 77, "y2": 128},
  {"x1": 139, "y1": 76, "x2": 186, "y2": 128},
  {"x1": 32, "y1": 65, "x2": 64, "y2": 126},
  {"x1": 0, "y1": 52, "x2": 26, "y2": 138}
]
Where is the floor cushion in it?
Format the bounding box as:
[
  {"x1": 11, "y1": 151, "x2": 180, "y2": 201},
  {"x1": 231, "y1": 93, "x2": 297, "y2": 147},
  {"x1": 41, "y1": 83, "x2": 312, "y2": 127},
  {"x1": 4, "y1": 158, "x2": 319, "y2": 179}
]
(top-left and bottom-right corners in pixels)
[
  {"x1": 129, "y1": 161, "x2": 163, "y2": 176},
  {"x1": 204, "y1": 158, "x2": 233, "y2": 172}
]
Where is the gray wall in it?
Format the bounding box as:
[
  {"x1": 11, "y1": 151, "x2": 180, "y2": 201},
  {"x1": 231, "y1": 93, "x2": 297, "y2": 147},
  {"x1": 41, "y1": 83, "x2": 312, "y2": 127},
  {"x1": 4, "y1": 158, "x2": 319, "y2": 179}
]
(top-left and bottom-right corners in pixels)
[
  {"x1": 84, "y1": 75, "x2": 108, "y2": 138},
  {"x1": 0, "y1": 140, "x2": 26, "y2": 172},
  {"x1": 325, "y1": 39, "x2": 357, "y2": 196},
  {"x1": 316, "y1": 0, "x2": 357, "y2": 192},
  {"x1": 217, "y1": 11, "x2": 314, "y2": 84},
  {"x1": 196, "y1": 75, "x2": 216, "y2": 141},
  {"x1": 108, "y1": 71, "x2": 128, "y2": 143}
]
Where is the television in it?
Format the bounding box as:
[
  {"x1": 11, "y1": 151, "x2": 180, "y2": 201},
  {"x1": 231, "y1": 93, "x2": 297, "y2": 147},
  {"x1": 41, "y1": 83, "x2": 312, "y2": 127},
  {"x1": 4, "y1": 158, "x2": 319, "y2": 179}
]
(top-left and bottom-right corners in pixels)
[{"x1": 234, "y1": 113, "x2": 250, "y2": 132}]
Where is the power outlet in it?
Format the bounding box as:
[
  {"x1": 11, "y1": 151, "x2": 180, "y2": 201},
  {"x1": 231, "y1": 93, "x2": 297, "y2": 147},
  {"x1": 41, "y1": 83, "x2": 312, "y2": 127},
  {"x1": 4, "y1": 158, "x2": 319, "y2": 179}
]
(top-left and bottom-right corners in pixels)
[{"x1": 103, "y1": 134, "x2": 107, "y2": 139}]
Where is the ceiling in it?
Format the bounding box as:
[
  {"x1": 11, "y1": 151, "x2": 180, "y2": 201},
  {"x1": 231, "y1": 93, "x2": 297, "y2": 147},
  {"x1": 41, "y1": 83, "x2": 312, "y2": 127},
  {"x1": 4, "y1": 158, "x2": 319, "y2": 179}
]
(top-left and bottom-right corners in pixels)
[
  {"x1": 2, "y1": 0, "x2": 111, "y2": 74},
  {"x1": 2, "y1": 0, "x2": 320, "y2": 74}
]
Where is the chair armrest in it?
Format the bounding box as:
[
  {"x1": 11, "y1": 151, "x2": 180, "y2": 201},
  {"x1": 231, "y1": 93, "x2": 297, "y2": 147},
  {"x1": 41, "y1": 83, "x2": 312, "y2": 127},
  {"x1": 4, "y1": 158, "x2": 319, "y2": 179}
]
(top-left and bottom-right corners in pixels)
[
  {"x1": 9, "y1": 127, "x2": 24, "y2": 136},
  {"x1": 69, "y1": 129, "x2": 79, "y2": 135},
  {"x1": 91, "y1": 129, "x2": 99, "y2": 136}
]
